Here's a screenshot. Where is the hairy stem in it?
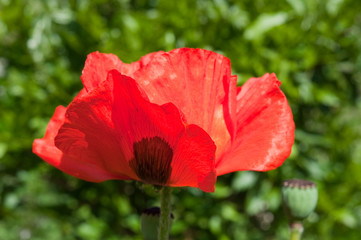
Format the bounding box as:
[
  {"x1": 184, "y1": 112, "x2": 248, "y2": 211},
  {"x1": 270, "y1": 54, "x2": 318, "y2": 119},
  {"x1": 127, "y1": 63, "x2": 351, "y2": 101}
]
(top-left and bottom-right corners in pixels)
[{"x1": 158, "y1": 187, "x2": 172, "y2": 240}]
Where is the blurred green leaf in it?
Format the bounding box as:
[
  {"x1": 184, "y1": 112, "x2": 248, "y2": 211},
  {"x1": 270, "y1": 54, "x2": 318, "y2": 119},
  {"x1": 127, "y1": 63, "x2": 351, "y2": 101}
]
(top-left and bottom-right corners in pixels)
[{"x1": 244, "y1": 12, "x2": 288, "y2": 40}]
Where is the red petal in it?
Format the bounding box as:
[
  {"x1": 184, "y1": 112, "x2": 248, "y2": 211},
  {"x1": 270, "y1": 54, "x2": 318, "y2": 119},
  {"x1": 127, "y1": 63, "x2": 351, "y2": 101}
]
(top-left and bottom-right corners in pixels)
[
  {"x1": 33, "y1": 105, "x2": 130, "y2": 182},
  {"x1": 170, "y1": 124, "x2": 216, "y2": 192},
  {"x1": 110, "y1": 70, "x2": 216, "y2": 191},
  {"x1": 81, "y1": 52, "x2": 123, "y2": 92},
  {"x1": 130, "y1": 48, "x2": 235, "y2": 159},
  {"x1": 215, "y1": 73, "x2": 295, "y2": 175},
  {"x1": 224, "y1": 74, "x2": 238, "y2": 141},
  {"x1": 33, "y1": 106, "x2": 67, "y2": 166},
  {"x1": 110, "y1": 71, "x2": 184, "y2": 147},
  {"x1": 32, "y1": 88, "x2": 87, "y2": 164},
  {"x1": 54, "y1": 76, "x2": 137, "y2": 181},
  {"x1": 81, "y1": 51, "x2": 165, "y2": 92},
  {"x1": 49, "y1": 70, "x2": 216, "y2": 190}
]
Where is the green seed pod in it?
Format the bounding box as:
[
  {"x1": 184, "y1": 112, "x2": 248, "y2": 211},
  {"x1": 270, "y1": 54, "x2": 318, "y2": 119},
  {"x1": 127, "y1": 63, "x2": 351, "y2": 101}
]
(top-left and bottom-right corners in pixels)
[
  {"x1": 282, "y1": 179, "x2": 318, "y2": 221},
  {"x1": 141, "y1": 207, "x2": 174, "y2": 240}
]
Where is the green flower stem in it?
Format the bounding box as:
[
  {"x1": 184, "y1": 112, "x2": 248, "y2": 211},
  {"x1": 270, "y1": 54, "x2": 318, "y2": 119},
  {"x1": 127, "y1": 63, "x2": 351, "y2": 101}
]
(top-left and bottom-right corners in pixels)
[
  {"x1": 289, "y1": 222, "x2": 303, "y2": 240},
  {"x1": 158, "y1": 187, "x2": 172, "y2": 240}
]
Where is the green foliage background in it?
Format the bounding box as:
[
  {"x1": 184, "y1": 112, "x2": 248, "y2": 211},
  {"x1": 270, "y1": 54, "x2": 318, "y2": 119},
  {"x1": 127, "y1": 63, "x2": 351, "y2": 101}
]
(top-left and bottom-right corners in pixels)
[{"x1": 1, "y1": 0, "x2": 361, "y2": 239}]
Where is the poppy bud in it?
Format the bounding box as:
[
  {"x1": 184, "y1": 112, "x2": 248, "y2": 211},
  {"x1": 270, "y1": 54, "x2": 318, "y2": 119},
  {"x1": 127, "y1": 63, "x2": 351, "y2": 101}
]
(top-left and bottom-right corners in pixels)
[
  {"x1": 282, "y1": 179, "x2": 318, "y2": 221},
  {"x1": 141, "y1": 207, "x2": 174, "y2": 240}
]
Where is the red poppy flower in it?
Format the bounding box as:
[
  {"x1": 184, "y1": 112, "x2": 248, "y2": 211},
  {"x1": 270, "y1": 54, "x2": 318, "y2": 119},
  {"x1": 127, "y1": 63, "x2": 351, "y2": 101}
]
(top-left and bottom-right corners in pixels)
[{"x1": 33, "y1": 48, "x2": 294, "y2": 192}]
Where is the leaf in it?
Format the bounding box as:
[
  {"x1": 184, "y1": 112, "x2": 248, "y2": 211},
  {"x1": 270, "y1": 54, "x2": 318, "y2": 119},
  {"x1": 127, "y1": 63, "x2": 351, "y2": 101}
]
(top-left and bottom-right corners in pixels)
[{"x1": 244, "y1": 12, "x2": 288, "y2": 40}]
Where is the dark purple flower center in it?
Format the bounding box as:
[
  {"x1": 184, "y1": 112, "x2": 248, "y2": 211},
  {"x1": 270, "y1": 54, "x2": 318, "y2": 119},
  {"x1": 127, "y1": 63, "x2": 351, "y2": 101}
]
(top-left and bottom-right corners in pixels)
[{"x1": 130, "y1": 136, "x2": 173, "y2": 185}]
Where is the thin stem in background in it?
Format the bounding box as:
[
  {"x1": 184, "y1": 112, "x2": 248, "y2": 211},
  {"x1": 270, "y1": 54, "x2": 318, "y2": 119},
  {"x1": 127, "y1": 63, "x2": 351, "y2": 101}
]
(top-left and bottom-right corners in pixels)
[{"x1": 290, "y1": 222, "x2": 303, "y2": 240}]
